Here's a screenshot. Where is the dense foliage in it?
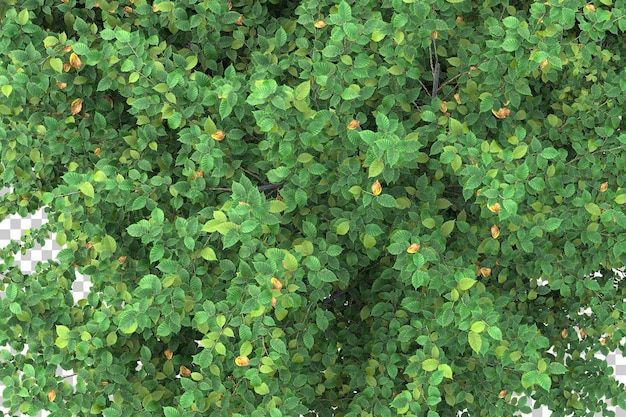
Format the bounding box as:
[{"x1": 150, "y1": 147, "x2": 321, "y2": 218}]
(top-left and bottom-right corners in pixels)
[{"x1": 1, "y1": 0, "x2": 626, "y2": 416}]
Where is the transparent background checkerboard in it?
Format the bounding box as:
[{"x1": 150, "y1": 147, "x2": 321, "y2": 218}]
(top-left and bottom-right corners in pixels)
[{"x1": 1, "y1": 188, "x2": 624, "y2": 417}]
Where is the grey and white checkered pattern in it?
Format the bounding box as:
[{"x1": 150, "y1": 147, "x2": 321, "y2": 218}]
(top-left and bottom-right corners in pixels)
[{"x1": 1, "y1": 188, "x2": 625, "y2": 417}]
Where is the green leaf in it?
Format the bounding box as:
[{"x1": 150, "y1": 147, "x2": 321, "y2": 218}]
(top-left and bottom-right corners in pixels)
[
  {"x1": 270, "y1": 338, "x2": 287, "y2": 354},
  {"x1": 487, "y1": 326, "x2": 502, "y2": 340},
  {"x1": 521, "y1": 371, "x2": 537, "y2": 388},
  {"x1": 376, "y1": 194, "x2": 398, "y2": 208},
  {"x1": 327, "y1": 245, "x2": 343, "y2": 256},
  {"x1": 421, "y1": 110, "x2": 437, "y2": 122},
  {"x1": 503, "y1": 199, "x2": 518, "y2": 215},
  {"x1": 502, "y1": 16, "x2": 520, "y2": 29},
  {"x1": 338, "y1": 0, "x2": 352, "y2": 20},
  {"x1": 449, "y1": 118, "x2": 463, "y2": 135},
  {"x1": 502, "y1": 37, "x2": 520, "y2": 52},
  {"x1": 318, "y1": 268, "x2": 337, "y2": 282},
  {"x1": 543, "y1": 218, "x2": 563, "y2": 232},
  {"x1": 548, "y1": 362, "x2": 567, "y2": 375},
  {"x1": 341, "y1": 87, "x2": 360, "y2": 100},
  {"x1": 528, "y1": 177, "x2": 545, "y2": 191},
  {"x1": 540, "y1": 147, "x2": 559, "y2": 159}
]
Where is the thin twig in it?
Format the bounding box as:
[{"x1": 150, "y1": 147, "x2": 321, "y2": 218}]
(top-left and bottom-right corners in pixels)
[
  {"x1": 205, "y1": 183, "x2": 285, "y2": 192},
  {"x1": 432, "y1": 63, "x2": 440, "y2": 98}
]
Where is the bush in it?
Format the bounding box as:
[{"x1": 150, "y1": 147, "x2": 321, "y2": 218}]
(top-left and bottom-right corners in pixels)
[{"x1": 1, "y1": 0, "x2": 626, "y2": 416}]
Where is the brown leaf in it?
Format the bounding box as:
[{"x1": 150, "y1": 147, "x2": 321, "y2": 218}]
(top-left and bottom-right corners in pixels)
[{"x1": 71, "y1": 98, "x2": 83, "y2": 115}]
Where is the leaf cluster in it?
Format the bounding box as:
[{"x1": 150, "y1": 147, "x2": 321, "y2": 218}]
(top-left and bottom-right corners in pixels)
[{"x1": 1, "y1": 0, "x2": 626, "y2": 416}]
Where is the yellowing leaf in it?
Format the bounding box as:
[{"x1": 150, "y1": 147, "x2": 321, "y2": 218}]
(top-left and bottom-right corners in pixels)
[{"x1": 71, "y1": 98, "x2": 83, "y2": 115}]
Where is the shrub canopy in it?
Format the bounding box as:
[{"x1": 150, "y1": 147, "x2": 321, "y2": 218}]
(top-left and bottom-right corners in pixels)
[{"x1": 1, "y1": 0, "x2": 626, "y2": 416}]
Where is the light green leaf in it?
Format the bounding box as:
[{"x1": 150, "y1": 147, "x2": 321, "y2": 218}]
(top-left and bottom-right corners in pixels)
[
  {"x1": 79, "y1": 181, "x2": 95, "y2": 198},
  {"x1": 540, "y1": 147, "x2": 559, "y2": 159},
  {"x1": 422, "y1": 358, "x2": 439, "y2": 371},
  {"x1": 254, "y1": 383, "x2": 270, "y2": 395},
  {"x1": 376, "y1": 194, "x2": 398, "y2": 208},
  {"x1": 513, "y1": 144, "x2": 528, "y2": 159},
  {"x1": 341, "y1": 87, "x2": 360, "y2": 100},
  {"x1": 537, "y1": 374, "x2": 552, "y2": 391},
  {"x1": 269, "y1": 200, "x2": 287, "y2": 213},
  {"x1": 459, "y1": 278, "x2": 476, "y2": 291},
  {"x1": 449, "y1": 118, "x2": 463, "y2": 135},
  {"x1": 282, "y1": 251, "x2": 298, "y2": 271},
  {"x1": 336, "y1": 220, "x2": 350, "y2": 235},
  {"x1": 544, "y1": 218, "x2": 563, "y2": 232},
  {"x1": 470, "y1": 321, "x2": 486, "y2": 333},
  {"x1": 17, "y1": 9, "x2": 29, "y2": 25},
  {"x1": 240, "y1": 341, "x2": 253, "y2": 357},
  {"x1": 468, "y1": 331, "x2": 482, "y2": 354},
  {"x1": 502, "y1": 37, "x2": 520, "y2": 52},
  {"x1": 440, "y1": 220, "x2": 455, "y2": 236},
  {"x1": 369, "y1": 159, "x2": 384, "y2": 178},
  {"x1": 103, "y1": 235, "x2": 117, "y2": 253},
  {"x1": 421, "y1": 110, "x2": 437, "y2": 122},
  {"x1": 422, "y1": 218, "x2": 436, "y2": 229},
  {"x1": 294, "y1": 80, "x2": 311, "y2": 100},
  {"x1": 584, "y1": 203, "x2": 601, "y2": 216},
  {"x1": 215, "y1": 342, "x2": 226, "y2": 355},
  {"x1": 270, "y1": 338, "x2": 287, "y2": 354},
  {"x1": 451, "y1": 155, "x2": 462, "y2": 172},
  {"x1": 201, "y1": 247, "x2": 217, "y2": 261}
]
